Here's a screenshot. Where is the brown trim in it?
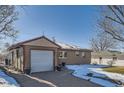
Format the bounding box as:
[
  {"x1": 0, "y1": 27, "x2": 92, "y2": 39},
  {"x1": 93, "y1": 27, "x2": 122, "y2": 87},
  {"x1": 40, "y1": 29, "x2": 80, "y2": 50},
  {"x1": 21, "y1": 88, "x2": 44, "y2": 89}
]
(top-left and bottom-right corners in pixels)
[
  {"x1": 29, "y1": 45, "x2": 58, "y2": 50},
  {"x1": 29, "y1": 49, "x2": 55, "y2": 71},
  {"x1": 26, "y1": 45, "x2": 57, "y2": 72},
  {"x1": 29, "y1": 49, "x2": 55, "y2": 72},
  {"x1": 12, "y1": 51, "x2": 14, "y2": 66},
  {"x1": 22, "y1": 45, "x2": 25, "y2": 72},
  {"x1": 53, "y1": 50, "x2": 56, "y2": 71},
  {"x1": 8, "y1": 45, "x2": 23, "y2": 51}
]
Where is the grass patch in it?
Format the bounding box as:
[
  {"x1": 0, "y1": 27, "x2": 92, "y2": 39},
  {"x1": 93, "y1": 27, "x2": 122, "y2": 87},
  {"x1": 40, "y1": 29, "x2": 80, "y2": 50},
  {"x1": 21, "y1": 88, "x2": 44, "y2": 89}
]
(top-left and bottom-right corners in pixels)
[{"x1": 103, "y1": 66, "x2": 124, "y2": 74}]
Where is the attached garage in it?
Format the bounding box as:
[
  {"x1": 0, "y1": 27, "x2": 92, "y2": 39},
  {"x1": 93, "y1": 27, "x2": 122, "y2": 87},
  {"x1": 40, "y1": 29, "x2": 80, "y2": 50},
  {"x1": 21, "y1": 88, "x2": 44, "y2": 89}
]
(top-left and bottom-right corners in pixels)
[
  {"x1": 8, "y1": 36, "x2": 60, "y2": 73},
  {"x1": 8, "y1": 36, "x2": 92, "y2": 74},
  {"x1": 31, "y1": 50, "x2": 54, "y2": 73}
]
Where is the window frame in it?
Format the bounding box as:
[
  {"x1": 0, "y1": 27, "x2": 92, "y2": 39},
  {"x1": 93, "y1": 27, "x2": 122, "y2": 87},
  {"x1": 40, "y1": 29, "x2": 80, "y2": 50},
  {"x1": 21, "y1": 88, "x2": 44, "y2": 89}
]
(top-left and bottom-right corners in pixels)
[
  {"x1": 113, "y1": 56, "x2": 117, "y2": 61},
  {"x1": 81, "y1": 52, "x2": 85, "y2": 57},
  {"x1": 16, "y1": 49, "x2": 19, "y2": 58},
  {"x1": 75, "y1": 51, "x2": 80, "y2": 56},
  {"x1": 59, "y1": 51, "x2": 67, "y2": 59}
]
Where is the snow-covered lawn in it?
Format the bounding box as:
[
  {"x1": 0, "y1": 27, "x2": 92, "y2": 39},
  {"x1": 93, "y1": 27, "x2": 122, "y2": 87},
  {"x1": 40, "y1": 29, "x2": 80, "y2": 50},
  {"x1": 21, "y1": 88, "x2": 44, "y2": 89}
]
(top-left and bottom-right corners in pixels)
[
  {"x1": 0, "y1": 70, "x2": 19, "y2": 87},
  {"x1": 66, "y1": 64, "x2": 124, "y2": 87}
]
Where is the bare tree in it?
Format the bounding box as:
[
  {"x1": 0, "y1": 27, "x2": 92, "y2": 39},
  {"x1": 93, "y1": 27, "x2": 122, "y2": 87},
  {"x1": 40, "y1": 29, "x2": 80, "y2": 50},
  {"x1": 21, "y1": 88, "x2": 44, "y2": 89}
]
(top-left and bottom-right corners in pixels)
[
  {"x1": 0, "y1": 42, "x2": 11, "y2": 54},
  {"x1": 90, "y1": 31, "x2": 117, "y2": 52},
  {"x1": 99, "y1": 6, "x2": 124, "y2": 42},
  {"x1": 0, "y1": 5, "x2": 18, "y2": 39},
  {"x1": 0, "y1": 5, "x2": 19, "y2": 53}
]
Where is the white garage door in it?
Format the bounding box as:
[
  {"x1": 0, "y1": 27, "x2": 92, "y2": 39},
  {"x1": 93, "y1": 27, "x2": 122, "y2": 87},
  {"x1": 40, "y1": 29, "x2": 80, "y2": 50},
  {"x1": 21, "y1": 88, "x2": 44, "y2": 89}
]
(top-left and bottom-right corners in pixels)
[{"x1": 31, "y1": 50, "x2": 53, "y2": 73}]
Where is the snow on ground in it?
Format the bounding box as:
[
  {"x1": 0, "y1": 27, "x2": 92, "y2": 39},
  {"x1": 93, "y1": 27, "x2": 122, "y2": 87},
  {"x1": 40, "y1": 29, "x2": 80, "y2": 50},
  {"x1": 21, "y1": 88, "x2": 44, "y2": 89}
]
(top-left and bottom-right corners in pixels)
[
  {"x1": 66, "y1": 64, "x2": 124, "y2": 87},
  {"x1": 0, "y1": 70, "x2": 19, "y2": 87},
  {"x1": 90, "y1": 68, "x2": 124, "y2": 84}
]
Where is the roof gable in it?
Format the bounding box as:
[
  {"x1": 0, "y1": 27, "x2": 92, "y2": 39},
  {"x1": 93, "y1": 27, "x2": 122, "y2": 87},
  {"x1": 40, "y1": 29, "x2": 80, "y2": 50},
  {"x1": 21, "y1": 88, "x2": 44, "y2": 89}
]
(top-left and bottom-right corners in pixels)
[
  {"x1": 9, "y1": 36, "x2": 61, "y2": 49},
  {"x1": 23, "y1": 36, "x2": 60, "y2": 48}
]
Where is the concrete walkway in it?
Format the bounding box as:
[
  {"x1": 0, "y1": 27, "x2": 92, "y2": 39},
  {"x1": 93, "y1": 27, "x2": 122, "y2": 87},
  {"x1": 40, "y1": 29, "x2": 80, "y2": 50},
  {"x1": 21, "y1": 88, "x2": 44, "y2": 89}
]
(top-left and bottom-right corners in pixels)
[{"x1": 7, "y1": 70, "x2": 101, "y2": 87}]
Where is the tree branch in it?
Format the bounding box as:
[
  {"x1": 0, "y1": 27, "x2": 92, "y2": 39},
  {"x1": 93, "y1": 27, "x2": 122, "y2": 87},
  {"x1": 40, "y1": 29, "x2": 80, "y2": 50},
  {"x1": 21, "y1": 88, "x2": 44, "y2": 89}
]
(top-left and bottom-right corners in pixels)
[
  {"x1": 113, "y1": 6, "x2": 124, "y2": 17},
  {"x1": 0, "y1": 18, "x2": 13, "y2": 33},
  {"x1": 106, "y1": 16, "x2": 124, "y2": 25},
  {"x1": 108, "y1": 6, "x2": 124, "y2": 25}
]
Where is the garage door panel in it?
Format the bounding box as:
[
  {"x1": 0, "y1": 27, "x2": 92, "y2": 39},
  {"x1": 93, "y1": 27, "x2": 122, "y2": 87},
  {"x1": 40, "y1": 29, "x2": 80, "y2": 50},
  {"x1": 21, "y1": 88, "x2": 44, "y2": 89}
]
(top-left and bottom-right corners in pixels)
[
  {"x1": 31, "y1": 65, "x2": 53, "y2": 72},
  {"x1": 31, "y1": 50, "x2": 53, "y2": 73}
]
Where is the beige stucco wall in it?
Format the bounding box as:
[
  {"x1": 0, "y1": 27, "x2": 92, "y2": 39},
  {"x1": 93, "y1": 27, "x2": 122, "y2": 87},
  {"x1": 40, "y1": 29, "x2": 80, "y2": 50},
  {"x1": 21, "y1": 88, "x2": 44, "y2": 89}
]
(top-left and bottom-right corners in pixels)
[{"x1": 58, "y1": 50, "x2": 91, "y2": 65}]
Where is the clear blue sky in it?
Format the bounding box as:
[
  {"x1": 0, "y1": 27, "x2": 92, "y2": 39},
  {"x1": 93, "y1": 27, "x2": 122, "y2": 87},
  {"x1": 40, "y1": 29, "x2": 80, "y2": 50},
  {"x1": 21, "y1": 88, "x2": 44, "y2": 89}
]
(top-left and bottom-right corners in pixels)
[{"x1": 15, "y1": 5, "x2": 100, "y2": 48}]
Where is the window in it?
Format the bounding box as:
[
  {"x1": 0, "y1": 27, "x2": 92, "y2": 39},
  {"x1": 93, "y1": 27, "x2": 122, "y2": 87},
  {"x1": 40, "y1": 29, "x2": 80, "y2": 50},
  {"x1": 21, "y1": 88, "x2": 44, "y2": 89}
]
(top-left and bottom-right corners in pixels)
[
  {"x1": 59, "y1": 51, "x2": 63, "y2": 58},
  {"x1": 64, "y1": 52, "x2": 67, "y2": 57},
  {"x1": 20, "y1": 48, "x2": 23, "y2": 56},
  {"x1": 99, "y1": 57, "x2": 102, "y2": 60},
  {"x1": 113, "y1": 57, "x2": 117, "y2": 61},
  {"x1": 75, "y1": 51, "x2": 80, "y2": 56},
  {"x1": 16, "y1": 49, "x2": 19, "y2": 58},
  {"x1": 12, "y1": 51, "x2": 14, "y2": 63},
  {"x1": 59, "y1": 51, "x2": 67, "y2": 59},
  {"x1": 82, "y1": 52, "x2": 85, "y2": 57}
]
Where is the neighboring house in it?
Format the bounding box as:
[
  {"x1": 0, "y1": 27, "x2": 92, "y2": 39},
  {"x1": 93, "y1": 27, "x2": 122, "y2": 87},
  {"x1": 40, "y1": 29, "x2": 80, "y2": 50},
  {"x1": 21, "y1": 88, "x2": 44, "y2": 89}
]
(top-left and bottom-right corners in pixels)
[
  {"x1": 91, "y1": 51, "x2": 124, "y2": 66},
  {"x1": 7, "y1": 36, "x2": 92, "y2": 73}
]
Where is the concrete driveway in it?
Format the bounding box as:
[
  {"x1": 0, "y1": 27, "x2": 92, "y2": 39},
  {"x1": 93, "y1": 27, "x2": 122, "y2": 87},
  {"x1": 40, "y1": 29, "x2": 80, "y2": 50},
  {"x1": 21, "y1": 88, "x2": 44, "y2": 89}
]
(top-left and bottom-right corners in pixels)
[{"x1": 7, "y1": 70, "x2": 101, "y2": 87}]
